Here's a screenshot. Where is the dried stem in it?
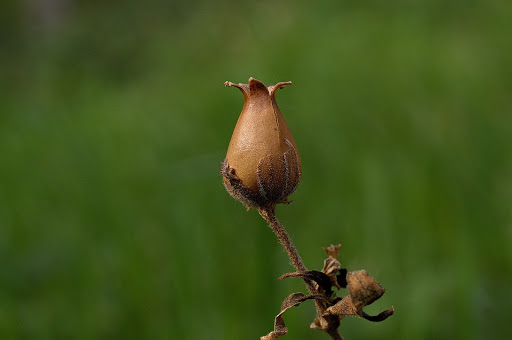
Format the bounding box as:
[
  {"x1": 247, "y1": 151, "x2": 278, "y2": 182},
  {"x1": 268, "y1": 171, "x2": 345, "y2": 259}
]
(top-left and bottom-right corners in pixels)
[
  {"x1": 258, "y1": 205, "x2": 343, "y2": 340},
  {"x1": 324, "y1": 315, "x2": 343, "y2": 340},
  {"x1": 258, "y1": 205, "x2": 308, "y2": 273},
  {"x1": 327, "y1": 329, "x2": 344, "y2": 340}
]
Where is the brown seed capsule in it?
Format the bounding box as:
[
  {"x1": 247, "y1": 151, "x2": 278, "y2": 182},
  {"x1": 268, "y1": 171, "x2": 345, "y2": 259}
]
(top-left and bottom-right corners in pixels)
[{"x1": 221, "y1": 77, "x2": 302, "y2": 209}]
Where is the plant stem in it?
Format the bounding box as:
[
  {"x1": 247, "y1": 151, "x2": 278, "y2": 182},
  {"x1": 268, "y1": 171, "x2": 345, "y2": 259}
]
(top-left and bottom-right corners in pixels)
[
  {"x1": 327, "y1": 329, "x2": 344, "y2": 340},
  {"x1": 258, "y1": 205, "x2": 308, "y2": 273},
  {"x1": 258, "y1": 205, "x2": 344, "y2": 340}
]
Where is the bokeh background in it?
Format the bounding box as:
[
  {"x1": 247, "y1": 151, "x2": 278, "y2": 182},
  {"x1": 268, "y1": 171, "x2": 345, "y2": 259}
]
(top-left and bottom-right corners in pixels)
[{"x1": 1, "y1": 0, "x2": 511, "y2": 339}]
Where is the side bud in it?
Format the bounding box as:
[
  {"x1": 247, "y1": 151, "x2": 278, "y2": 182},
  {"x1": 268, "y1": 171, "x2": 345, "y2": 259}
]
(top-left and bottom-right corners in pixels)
[{"x1": 221, "y1": 77, "x2": 302, "y2": 209}]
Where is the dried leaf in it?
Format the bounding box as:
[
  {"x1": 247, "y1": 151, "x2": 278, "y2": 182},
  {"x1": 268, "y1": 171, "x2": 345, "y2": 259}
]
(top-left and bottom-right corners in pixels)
[
  {"x1": 324, "y1": 295, "x2": 358, "y2": 317},
  {"x1": 321, "y1": 244, "x2": 341, "y2": 275},
  {"x1": 309, "y1": 316, "x2": 324, "y2": 330},
  {"x1": 323, "y1": 294, "x2": 394, "y2": 322},
  {"x1": 362, "y1": 307, "x2": 395, "y2": 322},
  {"x1": 336, "y1": 268, "x2": 348, "y2": 289},
  {"x1": 310, "y1": 313, "x2": 341, "y2": 334},
  {"x1": 279, "y1": 270, "x2": 334, "y2": 295},
  {"x1": 321, "y1": 244, "x2": 345, "y2": 290},
  {"x1": 321, "y1": 270, "x2": 394, "y2": 323},
  {"x1": 261, "y1": 293, "x2": 321, "y2": 340},
  {"x1": 323, "y1": 244, "x2": 341, "y2": 258},
  {"x1": 346, "y1": 270, "x2": 385, "y2": 314}
]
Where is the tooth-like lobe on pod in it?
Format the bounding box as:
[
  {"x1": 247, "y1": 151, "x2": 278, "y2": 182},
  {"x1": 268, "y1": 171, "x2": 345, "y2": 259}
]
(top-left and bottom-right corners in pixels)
[{"x1": 221, "y1": 77, "x2": 302, "y2": 209}]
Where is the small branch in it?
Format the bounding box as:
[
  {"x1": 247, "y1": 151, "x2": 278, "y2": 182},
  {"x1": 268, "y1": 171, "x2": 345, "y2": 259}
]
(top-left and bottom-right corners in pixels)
[{"x1": 258, "y1": 205, "x2": 343, "y2": 340}]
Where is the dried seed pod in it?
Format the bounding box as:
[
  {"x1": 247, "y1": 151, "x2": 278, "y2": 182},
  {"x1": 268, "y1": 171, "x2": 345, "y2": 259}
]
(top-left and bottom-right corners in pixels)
[{"x1": 221, "y1": 77, "x2": 302, "y2": 209}]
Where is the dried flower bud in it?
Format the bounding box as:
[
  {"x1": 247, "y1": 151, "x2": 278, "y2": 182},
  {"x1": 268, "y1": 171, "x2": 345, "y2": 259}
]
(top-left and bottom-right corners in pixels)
[{"x1": 221, "y1": 77, "x2": 302, "y2": 209}]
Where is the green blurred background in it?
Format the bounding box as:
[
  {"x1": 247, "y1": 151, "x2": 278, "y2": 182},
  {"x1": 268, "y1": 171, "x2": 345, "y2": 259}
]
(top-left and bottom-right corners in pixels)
[{"x1": 1, "y1": 0, "x2": 511, "y2": 339}]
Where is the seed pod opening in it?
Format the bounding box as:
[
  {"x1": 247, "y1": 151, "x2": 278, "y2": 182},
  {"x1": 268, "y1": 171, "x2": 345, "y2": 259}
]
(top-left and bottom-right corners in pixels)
[{"x1": 221, "y1": 77, "x2": 302, "y2": 209}]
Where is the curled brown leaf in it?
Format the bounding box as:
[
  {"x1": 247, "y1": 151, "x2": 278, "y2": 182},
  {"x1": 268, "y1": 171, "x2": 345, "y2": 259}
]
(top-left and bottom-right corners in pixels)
[
  {"x1": 322, "y1": 270, "x2": 394, "y2": 323},
  {"x1": 261, "y1": 293, "x2": 325, "y2": 340},
  {"x1": 321, "y1": 244, "x2": 347, "y2": 290},
  {"x1": 347, "y1": 270, "x2": 385, "y2": 314},
  {"x1": 279, "y1": 270, "x2": 334, "y2": 295},
  {"x1": 362, "y1": 308, "x2": 395, "y2": 322}
]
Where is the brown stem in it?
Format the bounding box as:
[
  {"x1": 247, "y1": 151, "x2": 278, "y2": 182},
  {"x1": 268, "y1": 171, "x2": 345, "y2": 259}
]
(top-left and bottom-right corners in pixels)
[
  {"x1": 258, "y1": 205, "x2": 343, "y2": 340},
  {"x1": 325, "y1": 315, "x2": 344, "y2": 340},
  {"x1": 258, "y1": 205, "x2": 308, "y2": 273},
  {"x1": 327, "y1": 329, "x2": 344, "y2": 340}
]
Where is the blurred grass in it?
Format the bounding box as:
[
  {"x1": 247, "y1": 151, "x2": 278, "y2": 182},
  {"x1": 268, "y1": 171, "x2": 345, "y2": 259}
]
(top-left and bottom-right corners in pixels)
[{"x1": 1, "y1": 0, "x2": 511, "y2": 339}]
